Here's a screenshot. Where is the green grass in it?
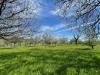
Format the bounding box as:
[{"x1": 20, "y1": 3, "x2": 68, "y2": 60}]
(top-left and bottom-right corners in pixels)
[{"x1": 0, "y1": 45, "x2": 100, "y2": 75}]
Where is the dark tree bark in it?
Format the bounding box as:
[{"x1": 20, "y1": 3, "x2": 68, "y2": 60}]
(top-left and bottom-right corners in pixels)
[
  {"x1": 0, "y1": 0, "x2": 38, "y2": 39},
  {"x1": 73, "y1": 34, "x2": 80, "y2": 45}
]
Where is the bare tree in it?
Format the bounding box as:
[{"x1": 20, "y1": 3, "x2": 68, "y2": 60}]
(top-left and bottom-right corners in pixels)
[
  {"x1": 73, "y1": 33, "x2": 80, "y2": 45},
  {"x1": 32, "y1": 35, "x2": 42, "y2": 45},
  {"x1": 0, "y1": 0, "x2": 38, "y2": 39},
  {"x1": 84, "y1": 22, "x2": 98, "y2": 48},
  {"x1": 42, "y1": 31, "x2": 54, "y2": 45},
  {"x1": 56, "y1": 0, "x2": 100, "y2": 48},
  {"x1": 58, "y1": 37, "x2": 68, "y2": 44},
  {"x1": 7, "y1": 36, "x2": 23, "y2": 46},
  {"x1": 73, "y1": 26, "x2": 81, "y2": 45}
]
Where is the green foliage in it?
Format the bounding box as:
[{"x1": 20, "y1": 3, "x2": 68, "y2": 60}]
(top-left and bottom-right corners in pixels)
[{"x1": 0, "y1": 45, "x2": 100, "y2": 75}]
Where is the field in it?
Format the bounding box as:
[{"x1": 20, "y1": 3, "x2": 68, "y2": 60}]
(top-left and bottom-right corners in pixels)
[{"x1": 0, "y1": 45, "x2": 100, "y2": 75}]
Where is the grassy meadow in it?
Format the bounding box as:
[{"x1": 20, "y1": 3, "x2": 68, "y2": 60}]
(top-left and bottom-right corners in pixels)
[{"x1": 0, "y1": 45, "x2": 100, "y2": 75}]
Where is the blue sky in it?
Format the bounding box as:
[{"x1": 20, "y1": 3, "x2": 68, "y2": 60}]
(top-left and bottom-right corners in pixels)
[
  {"x1": 27, "y1": 0, "x2": 100, "y2": 40},
  {"x1": 31, "y1": 0, "x2": 76, "y2": 39}
]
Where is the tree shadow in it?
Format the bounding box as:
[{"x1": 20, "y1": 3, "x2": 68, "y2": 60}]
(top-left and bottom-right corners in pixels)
[
  {"x1": 47, "y1": 52, "x2": 100, "y2": 75},
  {"x1": 0, "y1": 49, "x2": 100, "y2": 75},
  {"x1": 0, "y1": 47, "x2": 13, "y2": 50},
  {"x1": 76, "y1": 48, "x2": 91, "y2": 50}
]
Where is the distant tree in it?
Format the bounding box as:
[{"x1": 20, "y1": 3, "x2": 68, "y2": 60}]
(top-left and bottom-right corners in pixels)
[
  {"x1": 58, "y1": 37, "x2": 68, "y2": 44},
  {"x1": 73, "y1": 34, "x2": 80, "y2": 45},
  {"x1": 84, "y1": 24, "x2": 97, "y2": 49},
  {"x1": 42, "y1": 31, "x2": 54, "y2": 45},
  {"x1": 73, "y1": 27, "x2": 81, "y2": 45},
  {"x1": 7, "y1": 36, "x2": 23, "y2": 46},
  {"x1": 56, "y1": 0, "x2": 100, "y2": 48},
  {"x1": 32, "y1": 35, "x2": 42, "y2": 45}
]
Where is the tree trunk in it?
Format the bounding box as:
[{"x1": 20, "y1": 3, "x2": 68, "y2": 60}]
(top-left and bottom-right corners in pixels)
[
  {"x1": 91, "y1": 45, "x2": 94, "y2": 49},
  {"x1": 75, "y1": 39, "x2": 78, "y2": 45}
]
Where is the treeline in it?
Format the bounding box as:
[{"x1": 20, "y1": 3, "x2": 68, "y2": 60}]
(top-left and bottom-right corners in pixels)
[{"x1": 0, "y1": 35, "x2": 100, "y2": 47}]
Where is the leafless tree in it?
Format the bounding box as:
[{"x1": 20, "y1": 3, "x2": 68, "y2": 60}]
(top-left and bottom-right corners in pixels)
[
  {"x1": 32, "y1": 35, "x2": 42, "y2": 45},
  {"x1": 7, "y1": 36, "x2": 23, "y2": 46},
  {"x1": 56, "y1": 0, "x2": 100, "y2": 48},
  {"x1": 58, "y1": 37, "x2": 68, "y2": 44},
  {"x1": 42, "y1": 31, "x2": 54, "y2": 45},
  {"x1": 73, "y1": 33, "x2": 80, "y2": 45},
  {"x1": 0, "y1": 0, "x2": 38, "y2": 39},
  {"x1": 73, "y1": 27, "x2": 81, "y2": 45}
]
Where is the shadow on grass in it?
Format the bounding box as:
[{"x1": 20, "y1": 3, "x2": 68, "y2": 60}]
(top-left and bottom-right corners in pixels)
[
  {"x1": 0, "y1": 47, "x2": 13, "y2": 50},
  {"x1": 75, "y1": 48, "x2": 91, "y2": 50},
  {"x1": 0, "y1": 49, "x2": 100, "y2": 75},
  {"x1": 47, "y1": 51, "x2": 100, "y2": 75}
]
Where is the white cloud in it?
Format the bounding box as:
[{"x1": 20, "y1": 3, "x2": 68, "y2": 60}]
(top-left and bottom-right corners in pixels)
[
  {"x1": 40, "y1": 23, "x2": 67, "y2": 32},
  {"x1": 40, "y1": 21, "x2": 95, "y2": 33},
  {"x1": 50, "y1": 7, "x2": 65, "y2": 17},
  {"x1": 40, "y1": 26, "x2": 53, "y2": 31}
]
